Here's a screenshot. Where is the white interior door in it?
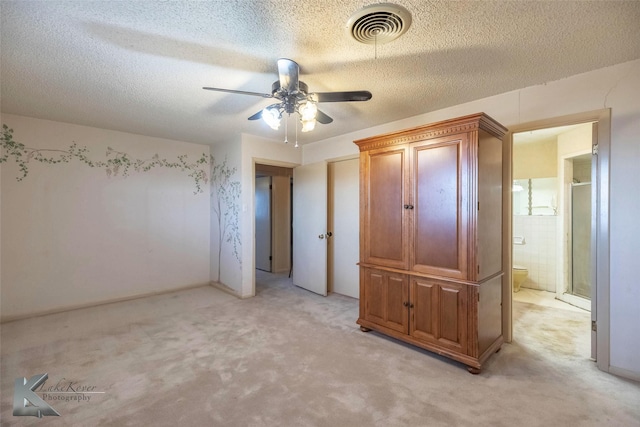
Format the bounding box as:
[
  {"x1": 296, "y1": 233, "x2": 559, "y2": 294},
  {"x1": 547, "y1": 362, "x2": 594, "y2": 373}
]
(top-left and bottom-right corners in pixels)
[
  {"x1": 330, "y1": 159, "x2": 360, "y2": 299},
  {"x1": 255, "y1": 176, "x2": 271, "y2": 272},
  {"x1": 293, "y1": 161, "x2": 328, "y2": 296}
]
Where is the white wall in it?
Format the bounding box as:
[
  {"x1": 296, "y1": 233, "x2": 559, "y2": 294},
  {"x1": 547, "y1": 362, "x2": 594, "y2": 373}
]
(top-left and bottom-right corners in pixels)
[
  {"x1": 1, "y1": 115, "x2": 211, "y2": 320},
  {"x1": 513, "y1": 139, "x2": 558, "y2": 179},
  {"x1": 301, "y1": 59, "x2": 640, "y2": 377},
  {"x1": 558, "y1": 124, "x2": 593, "y2": 157}
]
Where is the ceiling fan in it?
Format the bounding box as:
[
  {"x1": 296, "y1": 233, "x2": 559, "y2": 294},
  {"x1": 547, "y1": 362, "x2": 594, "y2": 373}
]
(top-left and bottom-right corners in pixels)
[{"x1": 203, "y1": 58, "x2": 372, "y2": 133}]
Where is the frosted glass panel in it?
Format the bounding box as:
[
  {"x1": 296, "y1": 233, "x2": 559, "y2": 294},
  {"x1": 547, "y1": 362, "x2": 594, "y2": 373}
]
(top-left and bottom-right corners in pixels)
[{"x1": 571, "y1": 183, "x2": 591, "y2": 299}]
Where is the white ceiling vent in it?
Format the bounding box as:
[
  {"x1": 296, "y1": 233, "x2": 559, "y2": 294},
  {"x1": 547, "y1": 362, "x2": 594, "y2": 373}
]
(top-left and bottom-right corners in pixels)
[{"x1": 347, "y1": 3, "x2": 412, "y2": 45}]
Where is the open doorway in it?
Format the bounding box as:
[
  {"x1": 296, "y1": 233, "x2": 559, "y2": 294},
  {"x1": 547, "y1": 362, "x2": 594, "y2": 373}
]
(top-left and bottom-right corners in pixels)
[
  {"x1": 504, "y1": 109, "x2": 610, "y2": 372},
  {"x1": 255, "y1": 164, "x2": 293, "y2": 275},
  {"x1": 511, "y1": 123, "x2": 593, "y2": 359}
]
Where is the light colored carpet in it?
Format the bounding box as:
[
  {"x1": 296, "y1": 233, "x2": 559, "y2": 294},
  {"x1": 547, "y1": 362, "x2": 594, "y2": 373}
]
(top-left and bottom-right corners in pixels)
[{"x1": 1, "y1": 271, "x2": 639, "y2": 426}]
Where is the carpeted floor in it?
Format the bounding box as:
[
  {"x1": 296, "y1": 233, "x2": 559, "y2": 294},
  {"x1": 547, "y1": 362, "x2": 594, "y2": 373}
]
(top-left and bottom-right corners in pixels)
[{"x1": 1, "y1": 271, "x2": 639, "y2": 426}]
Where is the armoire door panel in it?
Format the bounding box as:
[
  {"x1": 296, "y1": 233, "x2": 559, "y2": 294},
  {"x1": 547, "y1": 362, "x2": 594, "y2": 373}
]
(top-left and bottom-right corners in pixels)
[
  {"x1": 363, "y1": 268, "x2": 408, "y2": 334},
  {"x1": 411, "y1": 136, "x2": 469, "y2": 279},
  {"x1": 438, "y1": 284, "x2": 467, "y2": 351},
  {"x1": 364, "y1": 147, "x2": 409, "y2": 269},
  {"x1": 410, "y1": 277, "x2": 468, "y2": 354},
  {"x1": 387, "y1": 275, "x2": 407, "y2": 327},
  {"x1": 366, "y1": 271, "x2": 385, "y2": 322},
  {"x1": 410, "y1": 278, "x2": 436, "y2": 341}
]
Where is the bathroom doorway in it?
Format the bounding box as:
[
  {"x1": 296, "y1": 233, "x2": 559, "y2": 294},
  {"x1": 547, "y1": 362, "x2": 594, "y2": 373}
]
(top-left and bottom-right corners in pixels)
[
  {"x1": 504, "y1": 108, "x2": 611, "y2": 371},
  {"x1": 511, "y1": 123, "x2": 593, "y2": 356}
]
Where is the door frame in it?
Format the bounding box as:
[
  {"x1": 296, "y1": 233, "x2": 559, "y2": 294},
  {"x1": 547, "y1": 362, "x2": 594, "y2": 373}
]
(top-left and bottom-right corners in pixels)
[
  {"x1": 252, "y1": 160, "x2": 298, "y2": 295},
  {"x1": 502, "y1": 108, "x2": 610, "y2": 373}
]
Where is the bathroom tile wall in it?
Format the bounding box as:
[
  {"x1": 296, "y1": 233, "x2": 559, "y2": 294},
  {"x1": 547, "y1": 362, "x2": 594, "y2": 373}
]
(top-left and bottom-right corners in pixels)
[{"x1": 513, "y1": 215, "x2": 558, "y2": 292}]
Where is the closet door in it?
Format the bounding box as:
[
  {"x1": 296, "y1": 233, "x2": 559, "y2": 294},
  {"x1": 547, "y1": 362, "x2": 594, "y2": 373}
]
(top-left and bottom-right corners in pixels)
[
  {"x1": 410, "y1": 134, "x2": 470, "y2": 280},
  {"x1": 361, "y1": 145, "x2": 410, "y2": 269}
]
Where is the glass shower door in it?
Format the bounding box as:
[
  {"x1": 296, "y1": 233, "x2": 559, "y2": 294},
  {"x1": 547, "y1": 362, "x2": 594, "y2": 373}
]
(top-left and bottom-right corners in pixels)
[{"x1": 571, "y1": 182, "x2": 591, "y2": 299}]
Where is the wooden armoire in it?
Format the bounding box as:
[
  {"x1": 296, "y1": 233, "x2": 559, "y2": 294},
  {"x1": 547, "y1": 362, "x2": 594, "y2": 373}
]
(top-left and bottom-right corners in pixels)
[{"x1": 354, "y1": 113, "x2": 507, "y2": 374}]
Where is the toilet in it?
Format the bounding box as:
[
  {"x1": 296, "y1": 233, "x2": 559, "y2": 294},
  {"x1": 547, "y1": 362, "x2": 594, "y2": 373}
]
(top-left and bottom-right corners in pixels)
[{"x1": 512, "y1": 265, "x2": 528, "y2": 292}]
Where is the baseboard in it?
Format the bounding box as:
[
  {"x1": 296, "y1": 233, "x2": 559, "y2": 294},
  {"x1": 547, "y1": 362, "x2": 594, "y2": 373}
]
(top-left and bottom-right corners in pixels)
[
  {"x1": 210, "y1": 281, "x2": 251, "y2": 299},
  {"x1": 0, "y1": 282, "x2": 210, "y2": 323},
  {"x1": 609, "y1": 365, "x2": 640, "y2": 383}
]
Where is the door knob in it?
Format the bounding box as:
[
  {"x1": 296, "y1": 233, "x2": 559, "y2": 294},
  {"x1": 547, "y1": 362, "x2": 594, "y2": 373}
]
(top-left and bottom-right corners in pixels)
[{"x1": 318, "y1": 234, "x2": 325, "y2": 239}]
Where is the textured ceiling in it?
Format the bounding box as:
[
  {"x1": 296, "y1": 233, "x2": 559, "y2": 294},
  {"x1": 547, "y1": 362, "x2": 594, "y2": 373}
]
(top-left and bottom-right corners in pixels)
[{"x1": 2, "y1": 1, "x2": 639, "y2": 146}]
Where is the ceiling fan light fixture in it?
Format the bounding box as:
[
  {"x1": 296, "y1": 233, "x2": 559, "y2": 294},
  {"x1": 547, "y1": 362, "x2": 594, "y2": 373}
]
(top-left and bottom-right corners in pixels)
[
  {"x1": 262, "y1": 106, "x2": 281, "y2": 130},
  {"x1": 298, "y1": 100, "x2": 318, "y2": 121},
  {"x1": 300, "y1": 117, "x2": 316, "y2": 133}
]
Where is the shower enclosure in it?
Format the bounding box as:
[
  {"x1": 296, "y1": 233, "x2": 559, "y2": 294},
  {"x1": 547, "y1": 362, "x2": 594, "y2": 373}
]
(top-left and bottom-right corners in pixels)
[{"x1": 571, "y1": 182, "x2": 591, "y2": 299}]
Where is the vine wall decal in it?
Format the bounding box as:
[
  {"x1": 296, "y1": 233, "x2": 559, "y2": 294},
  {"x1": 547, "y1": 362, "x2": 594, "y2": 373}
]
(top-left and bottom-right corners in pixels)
[
  {"x1": 210, "y1": 156, "x2": 242, "y2": 284},
  {"x1": 1, "y1": 123, "x2": 243, "y2": 284},
  {"x1": 0, "y1": 124, "x2": 209, "y2": 193}
]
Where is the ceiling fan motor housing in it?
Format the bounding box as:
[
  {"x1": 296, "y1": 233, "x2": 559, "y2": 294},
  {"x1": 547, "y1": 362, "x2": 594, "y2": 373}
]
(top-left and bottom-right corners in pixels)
[{"x1": 272, "y1": 80, "x2": 310, "y2": 114}]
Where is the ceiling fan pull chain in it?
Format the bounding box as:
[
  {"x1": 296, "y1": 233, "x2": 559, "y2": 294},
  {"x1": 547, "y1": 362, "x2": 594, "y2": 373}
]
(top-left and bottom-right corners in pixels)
[
  {"x1": 284, "y1": 115, "x2": 288, "y2": 144},
  {"x1": 375, "y1": 32, "x2": 377, "y2": 60},
  {"x1": 295, "y1": 119, "x2": 299, "y2": 148}
]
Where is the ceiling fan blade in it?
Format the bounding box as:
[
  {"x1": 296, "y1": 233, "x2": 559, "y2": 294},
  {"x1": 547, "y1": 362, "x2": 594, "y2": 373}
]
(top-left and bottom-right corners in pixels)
[
  {"x1": 316, "y1": 109, "x2": 333, "y2": 124},
  {"x1": 312, "y1": 91, "x2": 372, "y2": 103},
  {"x1": 277, "y1": 58, "x2": 300, "y2": 94},
  {"x1": 203, "y1": 87, "x2": 273, "y2": 98},
  {"x1": 247, "y1": 110, "x2": 263, "y2": 120}
]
